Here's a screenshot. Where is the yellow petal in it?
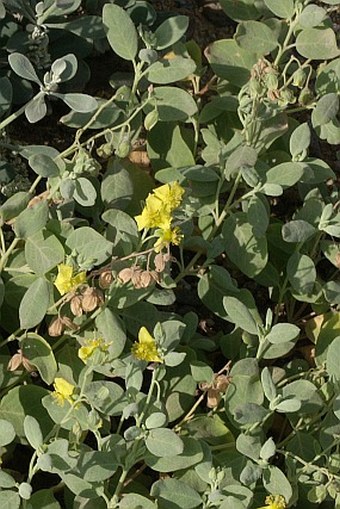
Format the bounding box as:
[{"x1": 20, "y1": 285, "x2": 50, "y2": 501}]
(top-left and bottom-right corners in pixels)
[
  {"x1": 53, "y1": 377, "x2": 74, "y2": 398},
  {"x1": 138, "y1": 326, "x2": 155, "y2": 344}
]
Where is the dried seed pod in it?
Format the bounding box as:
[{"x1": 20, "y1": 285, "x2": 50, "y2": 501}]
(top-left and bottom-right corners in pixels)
[
  {"x1": 81, "y1": 287, "x2": 103, "y2": 312},
  {"x1": 70, "y1": 295, "x2": 83, "y2": 317},
  {"x1": 154, "y1": 253, "x2": 166, "y2": 272},
  {"x1": 99, "y1": 270, "x2": 113, "y2": 289},
  {"x1": 118, "y1": 267, "x2": 133, "y2": 284},
  {"x1": 7, "y1": 349, "x2": 35, "y2": 373},
  {"x1": 48, "y1": 316, "x2": 65, "y2": 337},
  {"x1": 131, "y1": 268, "x2": 143, "y2": 289},
  {"x1": 61, "y1": 316, "x2": 78, "y2": 331},
  {"x1": 150, "y1": 270, "x2": 160, "y2": 283},
  {"x1": 140, "y1": 271, "x2": 153, "y2": 288}
]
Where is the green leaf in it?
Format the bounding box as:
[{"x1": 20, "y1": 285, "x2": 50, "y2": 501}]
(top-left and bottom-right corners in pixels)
[
  {"x1": 144, "y1": 86, "x2": 198, "y2": 122},
  {"x1": 21, "y1": 333, "x2": 58, "y2": 384},
  {"x1": 95, "y1": 308, "x2": 126, "y2": 359},
  {"x1": 147, "y1": 123, "x2": 195, "y2": 170},
  {"x1": 24, "y1": 415, "x2": 43, "y2": 450},
  {"x1": 290, "y1": 122, "x2": 311, "y2": 158},
  {"x1": 14, "y1": 201, "x2": 49, "y2": 239},
  {"x1": 66, "y1": 226, "x2": 113, "y2": 266},
  {"x1": 235, "y1": 21, "x2": 278, "y2": 56},
  {"x1": 151, "y1": 478, "x2": 201, "y2": 509},
  {"x1": 119, "y1": 495, "x2": 156, "y2": 509},
  {"x1": 296, "y1": 28, "x2": 340, "y2": 60},
  {"x1": 103, "y1": 4, "x2": 138, "y2": 61},
  {"x1": 287, "y1": 252, "x2": 316, "y2": 295},
  {"x1": 190, "y1": 361, "x2": 214, "y2": 383},
  {"x1": 266, "y1": 323, "x2": 300, "y2": 344},
  {"x1": 145, "y1": 428, "x2": 184, "y2": 457},
  {"x1": 234, "y1": 402, "x2": 268, "y2": 424},
  {"x1": 25, "y1": 94, "x2": 47, "y2": 124},
  {"x1": 8, "y1": 53, "x2": 41, "y2": 84},
  {"x1": 247, "y1": 195, "x2": 269, "y2": 237},
  {"x1": 101, "y1": 159, "x2": 134, "y2": 210},
  {"x1": 56, "y1": 93, "x2": 97, "y2": 113},
  {"x1": 326, "y1": 336, "x2": 340, "y2": 380},
  {"x1": 73, "y1": 177, "x2": 97, "y2": 207},
  {"x1": 263, "y1": 466, "x2": 292, "y2": 503},
  {"x1": 0, "y1": 192, "x2": 31, "y2": 225},
  {"x1": 0, "y1": 385, "x2": 52, "y2": 438},
  {"x1": 0, "y1": 77, "x2": 13, "y2": 118},
  {"x1": 225, "y1": 145, "x2": 258, "y2": 179},
  {"x1": 261, "y1": 367, "x2": 277, "y2": 402},
  {"x1": 223, "y1": 296, "x2": 259, "y2": 335},
  {"x1": 315, "y1": 58, "x2": 340, "y2": 95},
  {"x1": 146, "y1": 56, "x2": 196, "y2": 84},
  {"x1": 312, "y1": 93, "x2": 339, "y2": 127},
  {"x1": 299, "y1": 5, "x2": 327, "y2": 28},
  {"x1": 154, "y1": 16, "x2": 189, "y2": 50},
  {"x1": 85, "y1": 381, "x2": 124, "y2": 416},
  {"x1": 222, "y1": 213, "x2": 268, "y2": 278},
  {"x1": 29, "y1": 153, "x2": 60, "y2": 178},
  {"x1": 219, "y1": 0, "x2": 260, "y2": 21},
  {"x1": 19, "y1": 278, "x2": 51, "y2": 329},
  {"x1": 25, "y1": 231, "x2": 64, "y2": 275},
  {"x1": 265, "y1": 162, "x2": 305, "y2": 187},
  {"x1": 0, "y1": 491, "x2": 21, "y2": 509},
  {"x1": 282, "y1": 220, "x2": 316, "y2": 243},
  {"x1": 205, "y1": 39, "x2": 257, "y2": 86},
  {"x1": 0, "y1": 419, "x2": 16, "y2": 446},
  {"x1": 0, "y1": 472, "x2": 16, "y2": 489},
  {"x1": 26, "y1": 490, "x2": 61, "y2": 509},
  {"x1": 145, "y1": 434, "x2": 203, "y2": 472},
  {"x1": 264, "y1": 0, "x2": 294, "y2": 18},
  {"x1": 236, "y1": 433, "x2": 261, "y2": 461},
  {"x1": 260, "y1": 437, "x2": 276, "y2": 461}
]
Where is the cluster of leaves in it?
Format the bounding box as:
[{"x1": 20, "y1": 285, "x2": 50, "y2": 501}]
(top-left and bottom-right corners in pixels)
[{"x1": 0, "y1": 0, "x2": 339, "y2": 508}]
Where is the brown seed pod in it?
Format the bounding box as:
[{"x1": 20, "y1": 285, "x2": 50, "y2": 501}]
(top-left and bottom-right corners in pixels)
[
  {"x1": 118, "y1": 267, "x2": 134, "y2": 284},
  {"x1": 99, "y1": 270, "x2": 114, "y2": 289},
  {"x1": 48, "y1": 316, "x2": 65, "y2": 337},
  {"x1": 70, "y1": 295, "x2": 83, "y2": 317},
  {"x1": 140, "y1": 271, "x2": 153, "y2": 288},
  {"x1": 7, "y1": 349, "x2": 35, "y2": 373},
  {"x1": 81, "y1": 287, "x2": 103, "y2": 312}
]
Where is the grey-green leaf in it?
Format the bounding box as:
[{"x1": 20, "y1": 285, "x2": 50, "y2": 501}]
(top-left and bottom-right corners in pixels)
[
  {"x1": 223, "y1": 296, "x2": 259, "y2": 335},
  {"x1": 25, "y1": 231, "x2": 64, "y2": 275},
  {"x1": 312, "y1": 93, "x2": 339, "y2": 127},
  {"x1": 103, "y1": 4, "x2": 138, "y2": 61},
  {"x1": 282, "y1": 220, "x2": 316, "y2": 243},
  {"x1": 235, "y1": 21, "x2": 278, "y2": 56},
  {"x1": 8, "y1": 53, "x2": 41, "y2": 84},
  {"x1": 146, "y1": 428, "x2": 184, "y2": 457},
  {"x1": 154, "y1": 15, "x2": 189, "y2": 50},
  {"x1": 19, "y1": 278, "x2": 51, "y2": 329},
  {"x1": 296, "y1": 28, "x2": 340, "y2": 60}
]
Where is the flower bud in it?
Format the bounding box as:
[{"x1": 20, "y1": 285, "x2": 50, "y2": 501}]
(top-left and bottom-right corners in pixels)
[
  {"x1": 298, "y1": 87, "x2": 314, "y2": 106},
  {"x1": 116, "y1": 140, "x2": 131, "y2": 159},
  {"x1": 292, "y1": 68, "x2": 306, "y2": 88},
  {"x1": 99, "y1": 270, "x2": 113, "y2": 289}
]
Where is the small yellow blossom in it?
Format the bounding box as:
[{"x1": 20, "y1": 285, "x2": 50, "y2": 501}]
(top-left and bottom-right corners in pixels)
[
  {"x1": 135, "y1": 195, "x2": 172, "y2": 231},
  {"x1": 134, "y1": 181, "x2": 184, "y2": 232},
  {"x1": 154, "y1": 226, "x2": 183, "y2": 252},
  {"x1": 258, "y1": 495, "x2": 287, "y2": 509},
  {"x1": 131, "y1": 326, "x2": 163, "y2": 363},
  {"x1": 78, "y1": 338, "x2": 110, "y2": 363},
  {"x1": 52, "y1": 377, "x2": 75, "y2": 406},
  {"x1": 153, "y1": 182, "x2": 185, "y2": 213},
  {"x1": 54, "y1": 264, "x2": 86, "y2": 295}
]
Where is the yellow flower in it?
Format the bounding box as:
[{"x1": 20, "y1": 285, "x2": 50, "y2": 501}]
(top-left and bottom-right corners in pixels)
[
  {"x1": 135, "y1": 195, "x2": 172, "y2": 231},
  {"x1": 153, "y1": 182, "x2": 185, "y2": 212},
  {"x1": 134, "y1": 181, "x2": 184, "y2": 231},
  {"x1": 54, "y1": 263, "x2": 86, "y2": 295},
  {"x1": 154, "y1": 226, "x2": 183, "y2": 252},
  {"x1": 258, "y1": 495, "x2": 287, "y2": 509},
  {"x1": 131, "y1": 326, "x2": 163, "y2": 363},
  {"x1": 78, "y1": 338, "x2": 110, "y2": 363},
  {"x1": 52, "y1": 377, "x2": 75, "y2": 406}
]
